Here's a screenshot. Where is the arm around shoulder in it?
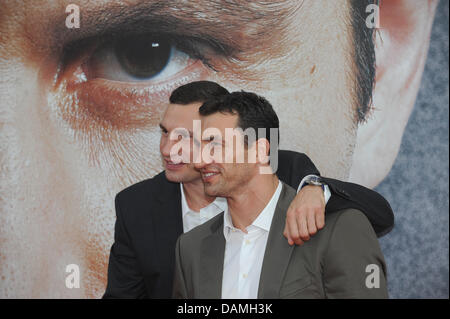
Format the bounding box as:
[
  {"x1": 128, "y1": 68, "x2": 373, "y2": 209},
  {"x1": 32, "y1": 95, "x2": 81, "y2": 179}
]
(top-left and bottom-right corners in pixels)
[{"x1": 320, "y1": 177, "x2": 395, "y2": 237}]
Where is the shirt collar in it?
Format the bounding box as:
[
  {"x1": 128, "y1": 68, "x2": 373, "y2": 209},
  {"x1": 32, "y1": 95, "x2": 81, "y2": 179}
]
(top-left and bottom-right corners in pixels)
[
  {"x1": 252, "y1": 180, "x2": 282, "y2": 231},
  {"x1": 180, "y1": 183, "x2": 190, "y2": 218},
  {"x1": 223, "y1": 180, "x2": 282, "y2": 237},
  {"x1": 180, "y1": 183, "x2": 227, "y2": 217}
]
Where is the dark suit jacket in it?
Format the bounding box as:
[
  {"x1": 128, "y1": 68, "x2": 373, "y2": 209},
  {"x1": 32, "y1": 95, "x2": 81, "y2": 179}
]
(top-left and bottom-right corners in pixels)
[
  {"x1": 173, "y1": 183, "x2": 388, "y2": 299},
  {"x1": 103, "y1": 150, "x2": 394, "y2": 298}
]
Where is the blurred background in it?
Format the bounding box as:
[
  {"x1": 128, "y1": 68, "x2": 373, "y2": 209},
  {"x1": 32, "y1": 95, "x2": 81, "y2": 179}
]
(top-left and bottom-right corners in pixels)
[{"x1": 377, "y1": 0, "x2": 449, "y2": 298}]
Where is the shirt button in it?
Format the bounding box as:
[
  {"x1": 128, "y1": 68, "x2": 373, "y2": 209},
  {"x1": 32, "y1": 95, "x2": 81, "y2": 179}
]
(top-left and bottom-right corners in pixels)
[
  {"x1": 242, "y1": 273, "x2": 248, "y2": 279},
  {"x1": 245, "y1": 239, "x2": 251, "y2": 245}
]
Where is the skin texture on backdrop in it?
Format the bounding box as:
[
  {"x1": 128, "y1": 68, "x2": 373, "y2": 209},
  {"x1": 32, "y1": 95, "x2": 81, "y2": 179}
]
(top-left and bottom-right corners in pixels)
[
  {"x1": 376, "y1": 1, "x2": 448, "y2": 298},
  {"x1": 0, "y1": 0, "x2": 439, "y2": 297}
]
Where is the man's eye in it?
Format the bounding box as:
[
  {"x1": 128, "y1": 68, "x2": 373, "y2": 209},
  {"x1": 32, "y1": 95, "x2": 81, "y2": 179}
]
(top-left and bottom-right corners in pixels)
[
  {"x1": 88, "y1": 35, "x2": 193, "y2": 82},
  {"x1": 58, "y1": 32, "x2": 229, "y2": 133}
]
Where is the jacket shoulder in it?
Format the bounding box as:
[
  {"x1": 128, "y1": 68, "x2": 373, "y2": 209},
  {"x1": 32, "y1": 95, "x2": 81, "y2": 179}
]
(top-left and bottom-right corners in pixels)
[
  {"x1": 315, "y1": 208, "x2": 374, "y2": 245},
  {"x1": 325, "y1": 208, "x2": 375, "y2": 236},
  {"x1": 116, "y1": 171, "x2": 173, "y2": 202},
  {"x1": 299, "y1": 208, "x2": 375, "y2": 259},
  {"x1": 114, "y1": 171, "x2": 180, "y2": 223},
  {"x1": 325, "y1": 208, "x2": 370, "y2": 229}
]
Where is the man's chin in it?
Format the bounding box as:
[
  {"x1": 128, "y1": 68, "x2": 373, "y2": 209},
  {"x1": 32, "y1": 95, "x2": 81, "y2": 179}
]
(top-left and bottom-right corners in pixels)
[
  {"x1": 164, "y1": 169, "x2": 185, "y2": 183},
  {"x1": 204, "y1": 186, "x2": 222, "y2": 198},
  {"x1": 164, "y1": 168, "x2": 202, "y2": 184}
]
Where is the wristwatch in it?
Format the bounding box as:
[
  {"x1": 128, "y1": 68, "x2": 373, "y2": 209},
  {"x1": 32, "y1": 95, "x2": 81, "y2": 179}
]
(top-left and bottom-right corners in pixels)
[{"x1": 302, "y1": 175, "x2": 325, "y2": 190}]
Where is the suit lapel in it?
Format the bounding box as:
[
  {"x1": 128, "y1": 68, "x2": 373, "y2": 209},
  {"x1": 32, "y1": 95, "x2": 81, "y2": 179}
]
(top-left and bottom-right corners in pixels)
[
  {"x1": 153, "y1": 177, "x2": 183, "y2": 239},
  {"x1": 258, "y1": 183, "x2": 295, "y2": 298},
  {"x1": 151, "y1": 175, "x2": 183, "y2": 284},
  {"x1": 199, "y1": 215, "x2": 226, "y2": 299}
]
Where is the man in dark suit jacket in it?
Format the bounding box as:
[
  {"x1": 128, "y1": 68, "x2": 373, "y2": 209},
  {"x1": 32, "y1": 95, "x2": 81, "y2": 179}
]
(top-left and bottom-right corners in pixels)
[
  {"x1": 103, "y1": 82, "x2": 394, "y2": 299},
  {"x1": 173, "y1": 90, "x2": 388, "y2": 298}
]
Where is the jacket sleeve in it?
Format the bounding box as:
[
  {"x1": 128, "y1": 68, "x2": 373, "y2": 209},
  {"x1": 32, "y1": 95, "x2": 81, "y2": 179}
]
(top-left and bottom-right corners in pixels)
[
  {"x1": 276, "y1": 150, "x2": 320, "y2": 189},
  {"x1": 276, "y1": 150, "x2": 394, "y2": 237},
  {"x1": 322, "y1": 209, "x2": 389, "y2": 299},
  {"x1": 172, "y1": 236, "x2": 188, "y2": 299},
  {"x1": 320, "y1": 177, "x2": 394, "y2": 237},
  {"x1": 103, "y1": 194, "x2": 147, "y2": 299}
]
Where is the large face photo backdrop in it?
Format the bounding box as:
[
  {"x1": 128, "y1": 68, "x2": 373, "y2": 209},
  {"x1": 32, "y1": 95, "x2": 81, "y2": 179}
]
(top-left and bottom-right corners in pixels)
[{"x1": 0, "y1": 0, "x2": 448, "y2": 298}]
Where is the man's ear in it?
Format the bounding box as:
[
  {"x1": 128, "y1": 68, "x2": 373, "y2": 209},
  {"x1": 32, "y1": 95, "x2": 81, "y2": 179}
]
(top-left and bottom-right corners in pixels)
[
  {"x1": 255, "y1": 138, "x2": 270, "y2": 164},
  {"x1": 255, "y1": 138, "x2": 275, "y2": 175},
  {"x1": 349, "y1": 0, "x2": 439, "y2": 188}
]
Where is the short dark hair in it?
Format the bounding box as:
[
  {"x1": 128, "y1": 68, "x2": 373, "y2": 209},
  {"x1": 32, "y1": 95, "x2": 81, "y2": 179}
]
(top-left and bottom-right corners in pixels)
[
  {"x1": 199, "y1": 91, "x2": 279, "y2": 147},
  {"x1": 350, "y1": 0, "x2": 378, "y2": 123},
  {"x1": 169, "y1": 81, "x2": 229, "y2": 105}
]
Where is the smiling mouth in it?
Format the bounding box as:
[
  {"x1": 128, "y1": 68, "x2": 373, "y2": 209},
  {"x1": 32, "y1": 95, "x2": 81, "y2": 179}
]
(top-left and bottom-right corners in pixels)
[{"x1": 201, "y1": 171, "x2": 220, "y2": 182}]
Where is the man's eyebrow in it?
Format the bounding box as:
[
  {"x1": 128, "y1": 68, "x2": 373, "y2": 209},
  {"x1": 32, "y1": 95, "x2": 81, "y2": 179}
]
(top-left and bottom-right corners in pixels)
[
  {"x1": 44, "y1": 0, "x2": 302, "y2": 55},
  {"x1": 160, "y1": 124, "x2": 194, "y2": 136}
]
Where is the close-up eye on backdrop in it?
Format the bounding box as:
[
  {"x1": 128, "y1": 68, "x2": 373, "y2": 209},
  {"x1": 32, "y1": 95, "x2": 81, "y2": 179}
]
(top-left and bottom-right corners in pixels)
[{"x1": 0, "y1": 0, "x2": 448, "y2": 299}]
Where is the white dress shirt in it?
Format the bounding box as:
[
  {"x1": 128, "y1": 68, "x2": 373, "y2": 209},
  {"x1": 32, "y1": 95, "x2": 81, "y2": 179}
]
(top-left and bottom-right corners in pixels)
[
  {"x1": 221, "y1": 180, "x2": 283, "y2": 299},
  {"x1": 180, "y1": 184, "x2": 227, "y2": 233}
]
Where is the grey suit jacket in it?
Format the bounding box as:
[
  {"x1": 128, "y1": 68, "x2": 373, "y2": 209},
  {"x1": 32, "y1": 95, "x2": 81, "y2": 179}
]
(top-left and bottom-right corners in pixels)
[{"x1": 172, "y1": 183, "x2": 388, "y2": 299}]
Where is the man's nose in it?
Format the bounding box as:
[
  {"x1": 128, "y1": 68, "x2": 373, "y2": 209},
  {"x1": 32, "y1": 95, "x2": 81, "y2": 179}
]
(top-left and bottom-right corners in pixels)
[
  {"x1": 194, "y1": 146, "x2": 207, "y2": 170},
  {"x1": 194, "y1": 156, "x2": 206, "y2": 170},
  {"x1": 192, "y1": 139, "x2": 204, "y2": 166},
  {"x1": 160, "y1": 136, "x2": 174, "y2": 158}
]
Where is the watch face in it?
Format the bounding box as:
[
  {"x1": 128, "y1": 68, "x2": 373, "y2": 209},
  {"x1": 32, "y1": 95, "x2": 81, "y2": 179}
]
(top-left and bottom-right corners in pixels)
[{"x1": 308, "y1": 176, "x2": 322, "y2": 185}]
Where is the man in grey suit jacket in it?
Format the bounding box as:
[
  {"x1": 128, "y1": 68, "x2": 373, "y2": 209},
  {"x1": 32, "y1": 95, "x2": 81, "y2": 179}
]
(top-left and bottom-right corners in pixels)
[{"x1": 172, "y1": 91, "x2": 388, "y2": 299}]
